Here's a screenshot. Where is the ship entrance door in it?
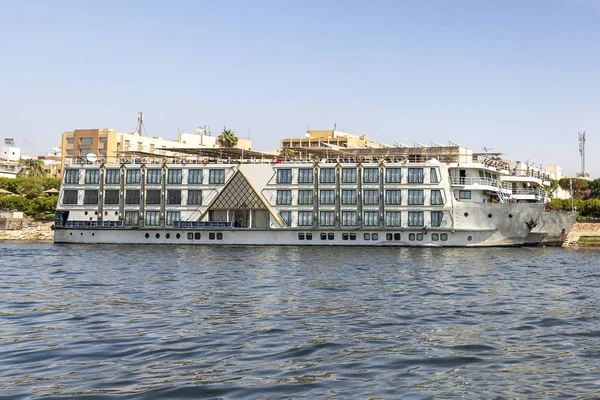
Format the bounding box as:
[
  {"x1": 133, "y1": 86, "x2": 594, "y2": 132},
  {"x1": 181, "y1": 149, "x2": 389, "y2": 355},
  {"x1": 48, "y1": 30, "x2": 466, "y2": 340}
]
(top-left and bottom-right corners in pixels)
[
  {"x1": 232, "y1": 210, "x2": 250, "y2": 228},
  {"x1": 459, "y1": 169, "x2": 466, "y2": 185}
]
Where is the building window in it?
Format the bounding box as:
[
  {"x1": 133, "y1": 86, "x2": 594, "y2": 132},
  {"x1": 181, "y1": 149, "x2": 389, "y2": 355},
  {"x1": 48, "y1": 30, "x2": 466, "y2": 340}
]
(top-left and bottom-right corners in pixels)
[
  {"x1": 276, "y1": 190, "x2": 292, "y2": 205},
  {"x1": 209, "y1": 169, "x2": 226, "y2": 184},
  {"x1": 104, "y1": 190, "x2": 119, "y2": 205},
  {"x1": 99, "y1": 137, "x2": 107, "y2": 143},
  {"x1": 408, "y1": 189, "x2": 424, "y2": 205},
  {"x1": 363, "y1": 168, "x2": 379, "y2": 183},
  {"x1": 126, "y1": 169, "x2": 141, "y2": 184},
  {"x1": 320, "y1": 211, "x2": 335, "y2": 226},
  {"x1": 277, "y1": 168, "x2": 292, "y2": 184},
  {"x1": 408, "y1": 211, "x2": 424, "y2": 227},
  {"x1": 66, "y1": 149, "x2": 74, "y2": 156},
  {"x1": 145, "y1": 211, "x2": 160, "y2": 226},
  {"x1": 66, "y1": 138, "x2": 74, "y2": 144},
  {"x1": 298, "y1": 168, "x2": 313, "y2": 184},
  {"x1": 363, "y1": 190, "x2": 379, "y2": 205},
  {"x1": 62, "y1": 190, "x2": 78, "y2": 205},
  {"x1": 341, "y1": 189, "x2": 357, "y2": 205},
  {"x1": 320, "y1": 168, "x2": 335, "y2": 183},
  {"x1": 408, "y1": 168, "x2": 424, "y2": 183},
  {"x1": 188, "y1": 169, "x2": 203, "y2": 184},
  {"x1": 320, "y1": 190, "x2": 335, "y2": 205},
  {"x1": 167, "y1": 169, "x2": 183, "y2": 184},
  {"x1": 105, "y1": 169, "x2": 120, "y2": 184},
  {"x1": 167, "y1": 190, "x2": 181, "y2": 205},
  {"x1": 341, "y1": 168, "x2": 357, "y2": 183},
  {"x1": 187, "y1": 190, "x2": 202, "y2": 205},
  {"x1": 146, "y1": 190, "x2": 161, "y2": 205},
  {"x1": 459, "y1": 190, "x2": 471, "y2": 200},
  {"x1": 80, "y1": 137, "x2": 93, "y2": 145},
  {"x1": 341, "y1": 211, "x2": 357, "y2": 226},
  {"x1": 385, "y1": 168, "x2": 402, "y2": 183},
  {"x1": 146, "y1": 169, "x2": 162, "y2": 184},
  {"x1": 385, "y1": 190, "x2": 402, "y2": 205},
  {"x1": 386, "y1": 211, "x2": 402, "y2": 227},
  {"x1": 124, "y1": 211, "x2": 139, "y2": 226},
  {"x1": 280, "y1": 211, "x2": 292, "y2": 226},
  {"x1": 84, "y1": 169, "x2": 100, "y2": 184},
  {"x1": 364, "y1": 211, "x2": 378, "y2": 226},
  {"x1": 83, "y1": 190, "x2": 98, "y2": 205},
  {"x1": 430, "y1": 168, "x2": 439, "y2": 183},
  {"x1": 431, "y1": 190, "x2": 443, "y2": 205},
  {"x1": 298, "y1": 211, "x2": 313, "y2": 226},
  {"x1": 298, "y1": 190, "x2": 313, "y2": 205},
  {"x1": 166, "y1": 211, "x2": 181, "y2": 226},
  {"x1": 431, "y1": 211, "x2": 444, "y2": 227},
  {"x1": 125, "y1": 190, "x2": 140, "y2": 204},
  {"x1": 64, "y1": 169, "x2": 79, "y2": 184}
]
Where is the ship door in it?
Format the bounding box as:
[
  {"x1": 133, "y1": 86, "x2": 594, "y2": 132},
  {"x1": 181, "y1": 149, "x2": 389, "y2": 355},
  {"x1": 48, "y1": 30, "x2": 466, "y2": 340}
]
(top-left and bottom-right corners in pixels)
[
  {"x1": 232, "y1": 210, "x2": 250, "y2": 228},
  {"x1": 459, "y1": 169, "x2": 466, "y2": 185}
]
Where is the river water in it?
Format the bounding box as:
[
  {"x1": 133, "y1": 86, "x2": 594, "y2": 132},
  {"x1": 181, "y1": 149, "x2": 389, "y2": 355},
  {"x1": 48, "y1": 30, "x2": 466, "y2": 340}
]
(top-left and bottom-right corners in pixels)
[{"x1": 1, "y1": 243, "x2": 600, "y2": 399}]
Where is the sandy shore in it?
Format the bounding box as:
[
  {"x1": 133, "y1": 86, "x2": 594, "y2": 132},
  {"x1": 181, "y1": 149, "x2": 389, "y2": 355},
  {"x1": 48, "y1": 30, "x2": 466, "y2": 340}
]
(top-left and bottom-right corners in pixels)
[{"x1": 0, "y1": 222, "x2": 54, "y2": 242}]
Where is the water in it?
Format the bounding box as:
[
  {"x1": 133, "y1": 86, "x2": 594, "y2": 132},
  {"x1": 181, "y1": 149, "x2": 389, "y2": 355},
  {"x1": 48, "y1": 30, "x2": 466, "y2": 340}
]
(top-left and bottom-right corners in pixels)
[{"x1": 1, "y1": 243, "x2": 600, "y2": 399}]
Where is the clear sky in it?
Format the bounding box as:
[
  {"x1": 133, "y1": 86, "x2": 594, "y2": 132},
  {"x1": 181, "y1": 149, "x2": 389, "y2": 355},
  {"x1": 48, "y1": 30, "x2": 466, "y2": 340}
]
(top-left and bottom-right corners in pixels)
[{"x1": 1, "y1": 0, "x2": 599, "y2": 177}]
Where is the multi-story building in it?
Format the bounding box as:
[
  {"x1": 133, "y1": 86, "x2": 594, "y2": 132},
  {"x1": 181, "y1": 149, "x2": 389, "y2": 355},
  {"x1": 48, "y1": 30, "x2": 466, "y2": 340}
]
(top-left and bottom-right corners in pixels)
[
  {"x1": 1, "y1": 138, "x2": 21, "y2": 161},
  {"x1": 280, "y1": 130, "x2": 387, "y2": 150}
]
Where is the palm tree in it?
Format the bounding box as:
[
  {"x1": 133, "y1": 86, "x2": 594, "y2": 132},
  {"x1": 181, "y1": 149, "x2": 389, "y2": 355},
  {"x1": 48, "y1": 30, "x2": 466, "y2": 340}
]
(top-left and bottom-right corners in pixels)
[
  {"x1": 218, "y1": 127, "x2": 239, "y2": 148},
  {"x1": 17, "y1": 158, "x2": 46, "y2": 178}
]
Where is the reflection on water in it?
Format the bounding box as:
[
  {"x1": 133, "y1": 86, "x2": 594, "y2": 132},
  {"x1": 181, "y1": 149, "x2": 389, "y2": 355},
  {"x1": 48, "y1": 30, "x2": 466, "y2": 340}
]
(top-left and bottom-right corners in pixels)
[{"x1": 1, "y1": 243, "x2": 600, "y2": 398}]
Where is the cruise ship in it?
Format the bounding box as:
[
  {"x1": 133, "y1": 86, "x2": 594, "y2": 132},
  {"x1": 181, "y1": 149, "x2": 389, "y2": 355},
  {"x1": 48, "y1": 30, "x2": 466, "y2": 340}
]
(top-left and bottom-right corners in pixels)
[{"x1": 53, "y1": 140, "x2": 546, "y2": 246}]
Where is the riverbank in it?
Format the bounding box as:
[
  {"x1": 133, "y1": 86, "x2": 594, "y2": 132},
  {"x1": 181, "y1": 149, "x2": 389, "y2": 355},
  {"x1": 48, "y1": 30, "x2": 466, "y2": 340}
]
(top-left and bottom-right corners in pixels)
[
  {"x1": 0, "y1": 221, "x2": 53, "y2": 241},
  {"x1": 564, "y1": 222, "x2": 600, "y2": 247}
]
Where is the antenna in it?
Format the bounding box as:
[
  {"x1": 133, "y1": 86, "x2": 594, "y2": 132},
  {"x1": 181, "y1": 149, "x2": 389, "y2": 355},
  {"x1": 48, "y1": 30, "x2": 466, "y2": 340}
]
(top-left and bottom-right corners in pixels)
[
  {"x1": 578, "y1": 131, "x2": 587, "y2": 177},
  {"x1": 482, "y1": 147, "x2": 493, "y2": 159}
]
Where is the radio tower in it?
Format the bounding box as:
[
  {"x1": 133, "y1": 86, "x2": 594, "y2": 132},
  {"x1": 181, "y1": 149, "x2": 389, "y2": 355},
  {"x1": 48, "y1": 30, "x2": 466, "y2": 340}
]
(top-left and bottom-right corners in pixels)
[
  {"x1": 136, "y1": 112, "x2": 144, "y2": 136},
  {"x1": 578, "y1": 131, "x2": 587, "y2": 177}
]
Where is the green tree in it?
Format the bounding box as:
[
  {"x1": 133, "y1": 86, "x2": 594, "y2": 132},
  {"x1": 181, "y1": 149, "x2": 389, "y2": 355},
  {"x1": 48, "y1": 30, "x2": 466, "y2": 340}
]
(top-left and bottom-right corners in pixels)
[
  {"x1": 588, "y1": 178, "x2": 600, "y2": 199},
  {"x1": 16, "y1": 178, "x2": 45, "y2": 199},
  {"x1": 547, "y1": 179, "x2": 559, "y2": 198},
  {"x1": 558, "y1": 178, "x2": 589, "y2": 198},
  {"x1": 218, "y1": 127, "x2": 239, "y2": 148},
  {"x1": 0, "y1": 195, "x2": 29, "y2": 212},
  {"x1": 42, "y1": 177, "x2": 61, "y2": 190},
  {"x1": 0, "y1": 177, "x2": 19, "y2": 193},
  {"x1": 28, "y1": 195, "x2": 57, "y2": 218},
  {"x1": 17, "y1": 159, "x2": 46, "y2": 178}
]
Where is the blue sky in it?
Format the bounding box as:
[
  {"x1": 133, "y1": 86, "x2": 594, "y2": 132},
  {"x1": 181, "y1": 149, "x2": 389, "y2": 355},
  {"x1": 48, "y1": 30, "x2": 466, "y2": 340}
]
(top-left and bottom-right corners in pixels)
[{"x1": 1, "y1": 0, "x2": 599, "y2": 177}]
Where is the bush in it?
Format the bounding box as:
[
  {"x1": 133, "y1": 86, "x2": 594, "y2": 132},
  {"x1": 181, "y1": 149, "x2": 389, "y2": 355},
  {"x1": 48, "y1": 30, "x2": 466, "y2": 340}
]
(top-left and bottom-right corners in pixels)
[
  {"x1": 0, "y1": 195, "x2": 30, "y2": 212},
  {"x1": 28, "y1": 195, "x2": 57, "y2": 219}
]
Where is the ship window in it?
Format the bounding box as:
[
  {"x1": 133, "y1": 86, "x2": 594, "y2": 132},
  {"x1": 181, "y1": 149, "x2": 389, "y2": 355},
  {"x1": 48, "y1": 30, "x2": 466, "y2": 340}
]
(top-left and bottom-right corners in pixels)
[
  {"x1": 298, "y1": 168, "x2": 313, "y2": 183},
  {"x1": 298, "y1": 233, "x2": 305, "y2": 240},
  {"x1": 341, "y1": 211, "x2": 357, "y2": 226},
  {"x1": 363, "y1": 190, "x2": 379, "y2": 205},
  {"x1": 280, "y1": 211, "x2": 292, "y2": 226},
  {"x1": 386, "y1": 211, "x2": 402, "y2": 227},
  {"x1": 277, "y1": 190, "x2": 293, "y2": 205},
  {"x1": 124, "y1": 211, "x2": 139, "y2": 226},
  {"x1": 187, "y1": 232, "x2": 193, "y2": 240},
  {"x1": 276, "y1": 168, "x2": 292, "y2": 184},
  {"x1": 342, "y1": 233, "x2": 349, "y2": 240},
  {"x1": 328, "y1": 233, "x2": 334, "y2": 240},
  {"x1": 363, "y1": 211, "x2": 378, "y2": 226},
  {"x1": 341, "y1": 190, "x2": 357, "y2": 205},
  {"x1": 176, "y1": 233, "x2": 180, "y2": 239},
  {"x1": 432, "y1": 233, "x2": 439, "y2": 241},
  {"x1": 188, "y1": 169, "x2": 203, "y2": 184},
  {"x1": 105, "y1": 169, "x2": 120, "y2": 184},
  {"x1": 83, "y1": 190, "x2": 98, "y2": 205},
  {"x1": 187, "y1": 190, "x2": 202, "y2": 205},
  {"x1": 350, "y1": 233, "x2": 356, "y2": 240},
  {"x1": 145, "y1": 211, "x2": 160, "y2": 226},
  {"x1": 320, "y1": 168, "x2": 335, "y2": 183},
  {"x1": 408, "y1": 168, "x2": 424, "y2": 183},
  {"x1": 126, "y1": 169, "x2": 141, "y2": 184},
  {"x1": 386, "y1": 233, "x2": 392, "y2": 240},
  {"x1": 394, "y1": 233, "x2": 401, "y2": 241},
  {"x1": 431, "y1": 211, "x2": 443, "y2": 227},
  {"x1": 320, "y1": 233, "x2": 327, "y2": 240},
  {"x1": 441, "y1": 233, "x2": 448, "y2": 241},
  {"x1": 217, "y1": 233, "x2": 223, "y2": 240},
  {"x1": 166, "y1": 211, "x2": 180, "y2": 226},
  {"x1": 145, "y1": 233, "x2": 150, "y2": 238},
  {"x1": 104, "y1": 190, "x2": 119, "y2": 205},
  {"x1": 417, "y1": 233, "x2": 424, "y2": 241},
  {"x1": 320, "y1": 190, "x2": 335, "y2": 205},
  {"x1": 84, "y1": 169, "x2": 100, "y2": 184},
  {"x1": 430, "y1": 168, "x2": 439, "y2": 184},
  {"x1": 155, "y1": 233, "x2": 160, "y2": 239},
  {"x1": 306, "y1": 233, "x2": 312, "y2": 240},
  {"x1": 363, "y1": 168, "x2": 379, "y2": 183},
  {"x1": 408, "y1": 190, "x2": 424, "y2": 205},
  {"x1": 341, "y1": 168, "x2": 357, "y2": 183},
  {"x1": 167, "y1": 169, "x2": 183, "y2": 184},
  {"x1": 167, "y1": 190, "x2": 181, "y2": 205},
  {"x1": 146, "y1": 190, "x2": 161, "y2": 205},
  {"x1": 166, "y1": 233, "x2": 170, "y2": 239},
  {"x1": 64, "y1": 169, "x2": 79, "y2": 184},
  {"x1": 298, "y1": 190, "x2": 313, "y2": 205},
  {"x1": 430, "y1": 190, "x2": 443, "y2": 205},
  {"x1": 385, "y1": 190, "x2": 402, "y2": 205},
  {"x1": 488, "y1": 213, "x2": 492, "y2": 218},
  {"x1": 125, "y1": 190, "x2": 140, "y2": 204},
  {"x1": 409, "y1": 233, "x2": 415, "y2": 241},
  {"x1": 385, "y1": 168, "x2": 402, "y2": 183},
  {"x1": 298, "y1": 211, "x2": 313, "y2": 226},
  {"x1": 62, "y1": 190, "x2": 78, "y2": 205},
  {"x1": 146, "y1": 169, "x2": 162, "y2": 184},
  {"x1": 467, "y1": 236, "x2": 472, "y2": 241},
  {"x1": 320, "y1": 211, "x2": 335, "y2": 226},
  {"x1": 209, "y1": 169, "x2": 226, "y2": 184},
  {"x1": 364, "y1": 233, "x2": 371, "y2": 240},
  {"x1": 372, "y1": 233, "x2": 378, "y2": 240},
  {"x1": 408, "y1": 211, "x2": 424, "y2": 227},
  {"x1": 459, "y1": 190, "x2": 471, "y2": 200},
  {"x1": 195, "y1": 232, "x2": 201, "y2": 240},
  {"x1": 209, "y1": 232, "x2": 215, "y2": 240}
]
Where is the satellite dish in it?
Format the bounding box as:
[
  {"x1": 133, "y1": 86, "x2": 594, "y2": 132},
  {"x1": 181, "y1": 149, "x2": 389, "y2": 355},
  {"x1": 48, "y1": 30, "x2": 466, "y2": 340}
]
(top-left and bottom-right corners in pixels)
[{"x1": 86, "y1": 153, "x2": 98, "y2": 163}]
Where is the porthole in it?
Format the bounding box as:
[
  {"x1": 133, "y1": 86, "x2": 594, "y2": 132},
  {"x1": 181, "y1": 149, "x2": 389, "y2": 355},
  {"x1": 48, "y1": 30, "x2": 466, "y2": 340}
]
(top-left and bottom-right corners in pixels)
[
  {"x1": 467, "y1": 236, "x2": 472, "y2": 241},
  {"x1": 92, "y1": 233, "x2": 95, "y2": 236},
  {"x1": 195, "y1": 232, "x2": 201, "y2": 240},
  {"x1": 104, "y1": 211, "x2": 108, "y2": 216},
  {"x1": 145, "y1": 233, "x2": 150, "y2": 238},
  {"x1": 84, "y1": 211, "x2": 88, "y2": 216},
  {"x1": 350, "y1": 233, "x2": 356, "y2": 240},
  {"x1": 94, "y1": 211, "x2": 98, "y2": 215},
  {"x1": 488, "y1": 214, "x2": 492, "y2": 218},
  {"x1": 321, "y1": 233, "x2": 327, "y2": 240},
  {"x1": 306, "y1": 233, "x2": 313, "y2": 240},
  {"x1": 372, "y1": 233, "x2": 378, "y2": 240},
  {"x1": 342, "y1": 233, "x2": 349, "y2": 241},
  {"x1": 216, "y1": 233, "x2": 223, "y2": 240},
  {"x1": 155, "y1": 233, "x2": 160, "y2": 239},
  {"x1": 209, "y1": 232, "x2": 215, "y2": 240},
  {"x1": 409, "y1": 233, "x2": 415, "y2": 241},
  {"x1": 166, "y1": 233, "x2": 170, "y2": 239},
  {"x1": 69, "y1": 232, "x2": 73, "y2": 236},
  {"x1": 328, "y1": 233, "x2": 334, "y2": 240},
  {"x1": 509, "y1": 214, "x2": 513, "y2": 218},
  {"x1": 364, "y1": 233, "x2": 371, "y2": 241},
  {"x1": 464, "y1": 212, "x2": 469, "y2": 217},
  {"x1": 432, "y1": 233, "x2": 439, "y2": 241},
  {"x1": 176, "y1": 233, "x2": 181, "y2": 239},
  {"x1": 115, "y1": 211, "x2": 119, "y2": 216},
  {"x1": 80, "y1": 233, "x2": 83, "y2": 236},
  {"x1": 298, "y1": 233, "x2": 305, "y2": 240}
]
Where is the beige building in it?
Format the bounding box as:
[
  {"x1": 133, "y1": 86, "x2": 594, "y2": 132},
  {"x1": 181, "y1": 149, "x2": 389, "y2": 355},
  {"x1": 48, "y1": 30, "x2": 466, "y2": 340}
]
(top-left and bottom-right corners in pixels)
[
  {"x1": 39, "y1": 155, "x2": 63, "y2": 179},
  {"x1": 61, "y1": 129, "x2": 252, "y2": 171},
  {"x1": 280, "y1": 129, "x2": 387, "y2": 150}
]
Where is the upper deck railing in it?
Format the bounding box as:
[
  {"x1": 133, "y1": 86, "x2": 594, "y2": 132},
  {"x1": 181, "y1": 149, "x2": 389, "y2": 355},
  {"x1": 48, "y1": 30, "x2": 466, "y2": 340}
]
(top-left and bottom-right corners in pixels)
[{"x1": 449, "y1": 176, "x2": 511, "y2": 190}]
